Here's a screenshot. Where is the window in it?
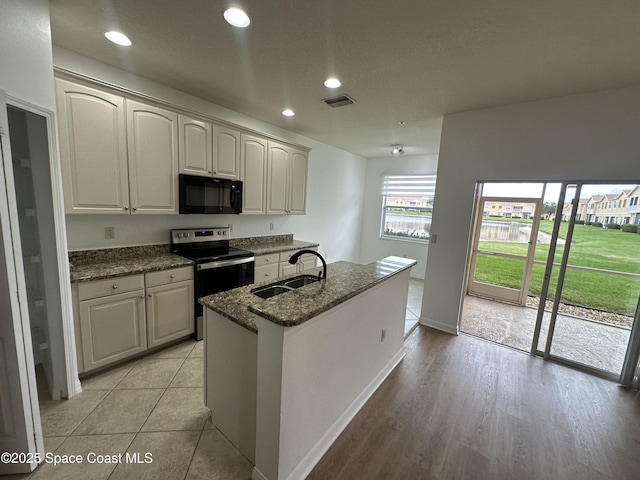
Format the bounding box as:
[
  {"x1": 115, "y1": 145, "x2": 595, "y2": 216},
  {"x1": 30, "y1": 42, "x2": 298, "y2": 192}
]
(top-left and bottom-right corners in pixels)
[{"x1": 380, "y1": 173, "x2": 436, "y2": 243}]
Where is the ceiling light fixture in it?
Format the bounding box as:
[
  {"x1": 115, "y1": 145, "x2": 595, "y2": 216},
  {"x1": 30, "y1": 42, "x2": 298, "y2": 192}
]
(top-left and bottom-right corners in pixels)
[
  {"x1": 324, "y1": 78, "x2": 341, "y2": 89},
  {"x1": 224, "y1": 8, "x2": 251, "y2": 27},
  {"x1": 104, "y1": 31, "x2": 132, "y2": 46},
  {"x1": 282, "y1": 109, "x2": 295, "y2": 117},
  {"x1": 390, "y1": 144, "x2": 405, "y2": 156}
]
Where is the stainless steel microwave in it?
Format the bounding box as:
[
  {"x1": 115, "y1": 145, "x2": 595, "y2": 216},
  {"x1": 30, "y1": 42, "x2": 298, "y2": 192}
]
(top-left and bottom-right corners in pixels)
[{"x1": 179, "y1": 174, "x2": 243, "y2": 214}]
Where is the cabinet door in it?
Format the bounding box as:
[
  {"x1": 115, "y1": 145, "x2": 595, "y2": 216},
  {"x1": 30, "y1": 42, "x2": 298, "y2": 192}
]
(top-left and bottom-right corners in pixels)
[
  {"x1": 127, "y1": 100, "x2": 178, "y2": 214},
  {"x1": 241, "y1": 134, "x2": 267, "y2": 214},
  {"x1": 267, "y1": 143, "x2": 289, "y2": 214},
  {"x1": 300, "y1": 258, "x2": 317, "y2": 272},
  {"x1": 279, "y1": 262, "x2": 298, "y2": 277},
  {"x1": 288, "y1": 148, "x2": 308, "y2": 215},
  {"x1": 55, "y1": 78, "x2": 129, "y2": 214},
  {"x1": 255, "y1": 263, "x2": 279, "y2": 282},
  {"x1": 179, "y1": 114, "x2": 212, "y2": 176},
  {"x1": 213, "y1": 124, "x2": 240, "y2": 179},
  {"x1": 79, "y1": 290, "x2": 146, "y2": 371},
  {"x1": 146, "y1": 280, "x2": 194, "y2": 349}
]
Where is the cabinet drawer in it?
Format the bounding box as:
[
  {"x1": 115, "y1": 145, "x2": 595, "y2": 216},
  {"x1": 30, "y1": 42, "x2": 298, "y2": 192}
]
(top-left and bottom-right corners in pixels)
[
  {"x1": 278, "y1": 246, "x2": 317, "y2": 263},
  {"x1": 255, "y1": 254, "x2": 278, "y2": 267},
  {"x1": 254, "y1": 263, "x2": 279, "y2": 282},
  {"x1": 78, "y1": 274, "x2": 145, "y2": 301},
  {"x1": 145, "y1": 266, "x2": 193, "y2": 288}
]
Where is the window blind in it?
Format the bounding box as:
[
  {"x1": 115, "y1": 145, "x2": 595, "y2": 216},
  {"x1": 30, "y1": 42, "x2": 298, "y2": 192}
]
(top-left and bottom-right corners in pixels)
[{"x1": 381, "y1": 174, "x2": 436, "y2": 196}]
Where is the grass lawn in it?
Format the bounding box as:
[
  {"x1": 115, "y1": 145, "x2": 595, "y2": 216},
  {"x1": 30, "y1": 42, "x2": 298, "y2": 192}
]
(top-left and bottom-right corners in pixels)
[{"x1": 474, "y1": 219, "x2": 640, "y2": 315}]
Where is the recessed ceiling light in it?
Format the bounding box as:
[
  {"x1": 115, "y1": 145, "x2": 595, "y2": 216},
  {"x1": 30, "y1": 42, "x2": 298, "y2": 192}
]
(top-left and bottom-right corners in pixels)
[
  {"x1": 224, "y1": 8, "x2": 251, "y2": 27},
  {"x1": 324, "y1": 78, "x2": 341, "y2": 89},
  {"x1": 104, "y1": 31, "x2": 132, "y2": 46},
  {"x1": 282, "y1": 109, "x2": 295, "y2": 117}
]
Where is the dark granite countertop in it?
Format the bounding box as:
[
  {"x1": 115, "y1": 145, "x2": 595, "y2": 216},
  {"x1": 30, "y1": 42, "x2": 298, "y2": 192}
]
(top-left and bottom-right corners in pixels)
[
  {"x1": 69, "y1": 245, "x2": 193, "y2": 283},
  {"x1": 200, "y1": 256, "x2": 416, "y2": 333},
  {"x1": 231, "y1": 235, "x2": 319, "y2": 256},
  {"x1": 68, "y1": 235, "x2": 317, "y2": 283}
]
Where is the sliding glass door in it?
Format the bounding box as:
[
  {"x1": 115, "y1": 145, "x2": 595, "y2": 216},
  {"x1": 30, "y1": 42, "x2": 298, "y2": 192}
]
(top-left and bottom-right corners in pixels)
[{"x1": 532, "y1": 183, "x2": 640, "y2": 379}]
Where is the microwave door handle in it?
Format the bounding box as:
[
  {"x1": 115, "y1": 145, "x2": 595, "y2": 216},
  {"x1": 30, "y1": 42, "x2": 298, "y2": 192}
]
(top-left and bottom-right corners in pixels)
[{"x1": 230, "y1": 185, "x2": 236, "y2": 207}]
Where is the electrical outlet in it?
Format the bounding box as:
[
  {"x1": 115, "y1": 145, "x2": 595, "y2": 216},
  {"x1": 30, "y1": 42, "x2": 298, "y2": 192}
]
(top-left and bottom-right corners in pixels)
[
  {"x1": 104, "y1": 226, "x2": 115, "y2": 239},
  {"x1": 228, "y1": 223, "x2": 234, "y2": 233},
  {"x1": 270, "y1": 222, "x2": 274, "y2": 230},
  {"x1": 381, "y1": 328, "x2": 386, "y2": 342}
]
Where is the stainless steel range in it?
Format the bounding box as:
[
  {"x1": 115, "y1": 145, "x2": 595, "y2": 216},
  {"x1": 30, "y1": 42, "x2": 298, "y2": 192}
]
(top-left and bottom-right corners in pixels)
[{"x1": 171, "y1": 227, "x2": 254, "y2": 340}]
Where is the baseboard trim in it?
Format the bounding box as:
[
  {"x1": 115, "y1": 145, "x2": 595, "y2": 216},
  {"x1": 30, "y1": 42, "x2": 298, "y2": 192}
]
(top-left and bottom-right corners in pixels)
[
  {"x1": 420, "y1": 316, "x2": 459, "y2": 335},
  {"x1": 283, "y1": 348, "x2": 406, "y2": 480}
]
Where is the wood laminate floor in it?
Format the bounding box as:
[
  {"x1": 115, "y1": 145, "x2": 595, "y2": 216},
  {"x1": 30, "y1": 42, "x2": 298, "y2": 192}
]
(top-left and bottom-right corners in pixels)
[{"x1": 309, "y1": 326, "x2": 640, "y2": 480}]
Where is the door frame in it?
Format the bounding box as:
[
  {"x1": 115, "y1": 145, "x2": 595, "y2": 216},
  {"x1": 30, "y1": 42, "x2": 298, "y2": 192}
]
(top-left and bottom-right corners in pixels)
[
  {"x1": 467, "y1": 195, "x2": 542, "y2": 306},
  {"x1": 7, "y1": 94, "x2": 81, "y2": 399},
  {"x1": 0, "y1": 90, "x2": 43, "y2": 474}
]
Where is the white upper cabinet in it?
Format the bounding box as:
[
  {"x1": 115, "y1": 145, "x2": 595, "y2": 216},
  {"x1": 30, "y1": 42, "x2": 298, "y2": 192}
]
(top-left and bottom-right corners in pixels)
[
  {"x1": 213, "y1": 124, "x2": 240, "y2": 179},
  {"x1": 126, "y1": 100, "x2": 178, "y2": 214},
  {"x1": 288, "y1": 148, "x2": 308, "y2": 215},
  {"x1": 179, "y1": 114, "x2": 213, "y2": 176},
  {"x1": 267, "y1": 142, "x2": 308, "y2": 215},
  {"x1": 56, "y1": 78, "x2": 129, "y2": 214},
  {"x1": 241, "y1": 134, "x2": 268, "y2": 214},
  {"x1": 267, "y1": 143, "x2": 289, "y2": 214},
  {"x1": 55, "y1": 75, "x2": 309, "y2": 216},
  {"x1": 56, "y1": 78, "x2": 179, "y2": 215}
]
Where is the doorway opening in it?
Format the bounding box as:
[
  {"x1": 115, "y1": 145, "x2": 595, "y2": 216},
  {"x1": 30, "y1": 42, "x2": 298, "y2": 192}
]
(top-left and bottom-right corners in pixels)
[{"x1": 462, "y1": 182, "x2": 640, "y2": 379}]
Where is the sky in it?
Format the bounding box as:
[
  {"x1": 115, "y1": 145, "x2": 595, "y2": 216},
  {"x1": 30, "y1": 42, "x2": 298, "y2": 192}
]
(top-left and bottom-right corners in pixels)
[{"x1": 482, "y1": 182, "x2": 639, "y2": 203}]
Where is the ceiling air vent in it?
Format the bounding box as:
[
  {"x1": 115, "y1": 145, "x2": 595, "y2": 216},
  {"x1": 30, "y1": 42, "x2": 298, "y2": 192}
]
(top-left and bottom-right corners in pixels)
[{"x1": 322, "y1": 94, "x2": 356, "y2": 108}]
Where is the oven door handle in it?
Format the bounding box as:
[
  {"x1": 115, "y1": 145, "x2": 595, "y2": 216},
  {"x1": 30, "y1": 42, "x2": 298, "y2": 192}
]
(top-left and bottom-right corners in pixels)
[{"x1": 196, "y1": 256, "x2": 255, "y2": 271}]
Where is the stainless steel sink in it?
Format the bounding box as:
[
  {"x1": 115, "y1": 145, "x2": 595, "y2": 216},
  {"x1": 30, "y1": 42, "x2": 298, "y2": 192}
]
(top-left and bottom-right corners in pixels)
[
  {"x1": 251, "y1": 285, "x2": 296, "y2": 299},
  {"x1": 282, "y1": 274, "x2": 319, "y2": 289},
  {"x1": 251, "y1": 274, "x2": 319, "y2": 299}
]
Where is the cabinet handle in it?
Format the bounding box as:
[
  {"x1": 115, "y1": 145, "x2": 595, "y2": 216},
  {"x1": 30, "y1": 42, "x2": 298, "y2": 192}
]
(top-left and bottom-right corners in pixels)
[
  {"x1": 170, "y1": 274, "x2": 175, "y2": 279},
  {"x1": 133, "y1": 207, "x2": 138, "y2": 211},
  {"x1": 148, "y1": 293, "x2": 152, "y2": 297},
  {"x1": 112, "y1": 285, "x2": 118, "y2": 290},
  {"x1": 124, "y1": 206, "x2": 129, "y2": 211},
  {"x1": 140, "y1": 295, "x2": 144, "y2": 299}
]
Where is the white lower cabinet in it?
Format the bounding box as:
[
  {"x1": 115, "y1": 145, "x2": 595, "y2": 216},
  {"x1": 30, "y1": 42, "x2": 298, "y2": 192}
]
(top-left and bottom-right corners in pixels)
[
  {"x1": 146, "y1": 270, "x2": 194, "y2": 348},
  {"x1": 278, "y1": 247, "x2": 318, "y2": 277},
  {"x1": 254, "y1": 247, "x2": 318, "y2": 283},
  {"x1": 76, "y1": 267, "x2": 194, "y2": 373},
  {"x1": 254, "y1": 254, "x2": 279, "y2": 282},
  {"x1": 78, "y1": 275, "x2": 147, "y2": 371}
]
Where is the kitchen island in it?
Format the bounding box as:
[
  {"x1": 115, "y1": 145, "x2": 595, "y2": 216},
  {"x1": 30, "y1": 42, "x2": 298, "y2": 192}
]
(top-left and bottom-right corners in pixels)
[{"x1": 201, "y1": 256, "x2": 416, "y2": 480}]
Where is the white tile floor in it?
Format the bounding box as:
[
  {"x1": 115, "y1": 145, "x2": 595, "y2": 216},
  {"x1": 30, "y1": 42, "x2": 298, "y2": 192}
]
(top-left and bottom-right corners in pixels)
[
  {"x1": 11, "y1": 280, "x2": 424, "y2": 480},
  {"x1": 19, "y1": 340, "x2": 253, "y2": 480}
]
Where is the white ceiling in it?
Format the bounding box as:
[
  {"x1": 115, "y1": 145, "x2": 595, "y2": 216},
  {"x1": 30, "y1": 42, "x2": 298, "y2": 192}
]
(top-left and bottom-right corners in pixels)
[{"x1": 49, "y1": 0, "x2": 640, "y2": 159}]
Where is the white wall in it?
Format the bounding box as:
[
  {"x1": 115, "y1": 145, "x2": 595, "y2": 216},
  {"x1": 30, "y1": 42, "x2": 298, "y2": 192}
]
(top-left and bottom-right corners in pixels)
[
  {"x1": 0, "y1": 0, "x2": 56, "y2": 111},
  {"x1": 55, "y1": 48, "x2": 367, "y2": 264},
  {"x1": 422, "y1": 86, "x2": 640, "y2": 334},
  {"x1": 358, "y1": 154, "x2": 438, "y2": 279}
]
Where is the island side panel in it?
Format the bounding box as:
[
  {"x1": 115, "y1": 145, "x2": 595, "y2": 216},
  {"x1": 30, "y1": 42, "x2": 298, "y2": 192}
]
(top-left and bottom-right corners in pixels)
[
  {"x1": 205, "y1": 309, "x2": 258, "y2": 463},
  {"x1": 255, "y1": 269, "x2": 411, "y2": 480}
]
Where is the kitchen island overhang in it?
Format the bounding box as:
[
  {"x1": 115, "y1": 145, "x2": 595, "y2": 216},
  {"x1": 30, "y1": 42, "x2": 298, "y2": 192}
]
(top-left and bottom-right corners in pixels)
[{"x1": 201, "y1": 256, "x2": 416, "y2": 480}]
